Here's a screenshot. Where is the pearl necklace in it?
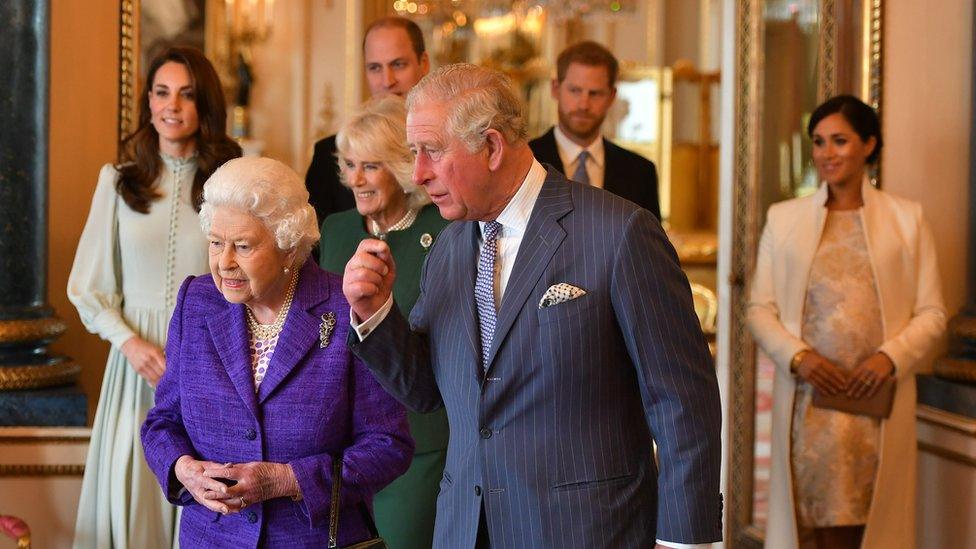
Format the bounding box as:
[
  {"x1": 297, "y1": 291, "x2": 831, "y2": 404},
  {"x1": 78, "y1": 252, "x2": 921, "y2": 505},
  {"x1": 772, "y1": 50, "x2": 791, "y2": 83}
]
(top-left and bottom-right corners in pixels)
[
  {"x1": 245, "y1": 271, "x2": 299, "y2": 340},
  {"x1": 370, "y1": 208, "x2": 419, "y2": 240}
]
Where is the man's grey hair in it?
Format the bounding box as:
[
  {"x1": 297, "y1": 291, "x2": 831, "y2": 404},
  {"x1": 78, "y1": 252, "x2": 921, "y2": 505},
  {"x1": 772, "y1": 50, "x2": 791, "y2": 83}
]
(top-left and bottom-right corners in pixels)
[
  {"x1": 406, "y1": 63, "x2": 528, "y2": 152},
  {"x1": 336, "y1": 95, "x2": 430, "y2": 210},
  {"x1": 199, "y1": 157, "x2": 320, "y2": 261}
]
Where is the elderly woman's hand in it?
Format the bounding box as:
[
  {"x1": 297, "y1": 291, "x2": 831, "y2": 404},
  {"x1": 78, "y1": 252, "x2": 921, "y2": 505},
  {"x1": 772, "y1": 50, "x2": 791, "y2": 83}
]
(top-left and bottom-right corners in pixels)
[
  {"x1": 847, "y1": 352, "x2": 895, "y2": 399},
  {"x1": 202, "y1": 461, "x2": 301, "y2": 512},
  {"x1": 795, "y1": 351, "x2": 850, "y2": 396},
  {"x1": 174, "y1": 455, "x2": 237, "y2": 514},
  {"x1": 120, "y1": 336, "x2": 166, "y2": 386}
]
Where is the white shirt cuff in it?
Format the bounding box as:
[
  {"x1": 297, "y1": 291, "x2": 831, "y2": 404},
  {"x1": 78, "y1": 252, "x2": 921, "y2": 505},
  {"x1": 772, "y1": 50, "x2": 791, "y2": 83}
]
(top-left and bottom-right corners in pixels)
[
  {"x1": 656, "y1": 540, "x2": 712, "y2": 549},
  {"x1": 350, "y1": 295, "x2": 394, "y2": 341}
]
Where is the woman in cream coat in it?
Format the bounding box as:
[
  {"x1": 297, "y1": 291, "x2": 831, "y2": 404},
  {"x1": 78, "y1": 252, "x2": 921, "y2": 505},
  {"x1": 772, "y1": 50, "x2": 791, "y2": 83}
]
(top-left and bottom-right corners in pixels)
[{"x1": 748, "y1": 96, "x2": 946, "y2": 549}]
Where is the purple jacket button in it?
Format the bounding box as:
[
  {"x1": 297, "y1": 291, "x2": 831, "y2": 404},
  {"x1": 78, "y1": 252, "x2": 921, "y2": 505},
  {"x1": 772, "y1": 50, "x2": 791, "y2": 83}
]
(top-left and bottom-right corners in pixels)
[
  {"x1": 245, "y1": 429, "x2": 257, "y2": 440},
  {"x1": 246, "y1": 511, "x2": 258, "y2": 523}
]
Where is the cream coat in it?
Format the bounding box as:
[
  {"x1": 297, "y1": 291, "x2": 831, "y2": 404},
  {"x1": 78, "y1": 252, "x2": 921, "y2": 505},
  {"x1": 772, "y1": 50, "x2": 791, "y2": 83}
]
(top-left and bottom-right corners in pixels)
[{"x1": 747, "y1": 180, "x2": 946, "y2": 549}]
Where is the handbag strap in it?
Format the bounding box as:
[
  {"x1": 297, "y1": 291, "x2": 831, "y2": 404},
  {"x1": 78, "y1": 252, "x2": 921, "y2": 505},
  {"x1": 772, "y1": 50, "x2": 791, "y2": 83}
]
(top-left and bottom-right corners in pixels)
[{"x1": 328, "y1": 455, "x2": 381, "y2": 548}]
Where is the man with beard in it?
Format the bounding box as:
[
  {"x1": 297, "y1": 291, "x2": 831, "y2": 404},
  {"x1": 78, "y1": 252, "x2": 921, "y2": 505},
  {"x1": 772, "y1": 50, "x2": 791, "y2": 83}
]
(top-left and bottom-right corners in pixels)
[{"x1": 530, "y1": 41, "x2": 660, "y2": 219}]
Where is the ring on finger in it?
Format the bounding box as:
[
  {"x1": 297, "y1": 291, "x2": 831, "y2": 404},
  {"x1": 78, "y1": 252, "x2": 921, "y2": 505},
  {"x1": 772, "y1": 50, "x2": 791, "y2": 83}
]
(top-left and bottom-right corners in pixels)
[{"x1": 240, "y1": 497, "x2": 247, "y2": 509}]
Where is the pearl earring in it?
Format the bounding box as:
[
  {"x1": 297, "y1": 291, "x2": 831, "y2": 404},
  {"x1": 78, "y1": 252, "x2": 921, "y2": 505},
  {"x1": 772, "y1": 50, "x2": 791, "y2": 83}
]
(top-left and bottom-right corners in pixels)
[{"x1": 284, "y1": 267, "x2": 290, "y2": 274}]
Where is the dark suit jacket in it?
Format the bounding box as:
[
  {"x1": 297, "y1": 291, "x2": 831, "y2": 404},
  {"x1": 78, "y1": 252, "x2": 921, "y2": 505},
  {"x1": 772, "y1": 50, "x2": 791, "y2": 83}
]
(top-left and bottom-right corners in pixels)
[
  {"x1": 142, "y1": 260, "x2": 414, "y2": 548},
  {"x1": 529, "y1": 127, "x2": 661, "y2": 219},
  {"x1": 305, "y1": 135, "x2": 356, "y2": 226},
  {"x1": 350, "y1": 168, "x2": 722, "y2": 548}
]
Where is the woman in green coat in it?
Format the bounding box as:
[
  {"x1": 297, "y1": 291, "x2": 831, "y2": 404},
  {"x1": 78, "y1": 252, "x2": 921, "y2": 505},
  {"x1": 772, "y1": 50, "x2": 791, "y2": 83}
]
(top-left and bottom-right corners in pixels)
[{"x1": 319, "y1": 95, "x2": 449, "y2": 549}]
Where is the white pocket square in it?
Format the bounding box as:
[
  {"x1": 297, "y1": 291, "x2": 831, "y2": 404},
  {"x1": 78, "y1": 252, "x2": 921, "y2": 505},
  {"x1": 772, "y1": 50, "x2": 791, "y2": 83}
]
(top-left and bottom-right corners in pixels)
[{"x1": 538, "y1": 283, "x2": 587, "y2": 309}]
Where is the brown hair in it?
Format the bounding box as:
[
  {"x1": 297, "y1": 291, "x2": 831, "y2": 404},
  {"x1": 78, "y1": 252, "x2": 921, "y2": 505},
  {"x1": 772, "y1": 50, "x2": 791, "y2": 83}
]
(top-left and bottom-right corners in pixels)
[
  {"x1": 117, "y1": 46, "x2": 241, "y2": 213},
  {"x1": 556, "y1": 40, "x2": 619, "y2": 87},
  {"x1": 362, "y1": 16, "x2": 426, "y2": 58}
]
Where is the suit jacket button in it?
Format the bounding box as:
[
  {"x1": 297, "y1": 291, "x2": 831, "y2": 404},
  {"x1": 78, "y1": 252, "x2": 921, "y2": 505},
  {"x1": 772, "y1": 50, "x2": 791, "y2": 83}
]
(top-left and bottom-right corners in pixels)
[
  {"x1": 245, "y1": 428, "x2": 257, "y2": 440},
  {"x1": 474, "y1": 485, "x2": 482, "y2": 496},
  {"x1": 246, "y1": 511, "x2": 258, "y2": 523},
  {"x1": 479, "y1": 428, "x2": 492, "y2": 439}
]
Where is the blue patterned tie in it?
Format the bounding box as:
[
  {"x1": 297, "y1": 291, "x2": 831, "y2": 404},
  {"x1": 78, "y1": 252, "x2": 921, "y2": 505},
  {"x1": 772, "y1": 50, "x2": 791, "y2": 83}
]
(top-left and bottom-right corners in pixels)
[
  {"x1": 572, "y1": 150, "x2": 591, "y2": 185},
  {"x1": 475, "y1": 221, "x2": 503, "y2": 371}
]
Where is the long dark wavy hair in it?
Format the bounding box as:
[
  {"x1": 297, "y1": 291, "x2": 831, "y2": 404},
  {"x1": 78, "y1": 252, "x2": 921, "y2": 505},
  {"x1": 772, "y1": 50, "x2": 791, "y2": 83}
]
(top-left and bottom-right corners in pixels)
[{"x1": 117, "y1": 46, "x2": 241, "y2": 213}]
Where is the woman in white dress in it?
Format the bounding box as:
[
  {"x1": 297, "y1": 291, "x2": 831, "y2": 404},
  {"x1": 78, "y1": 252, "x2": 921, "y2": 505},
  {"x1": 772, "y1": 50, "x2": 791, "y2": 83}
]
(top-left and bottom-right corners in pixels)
[
  {"x1": 748, "y1": 96, "x2": 946, "y2": 549},
  {"x1": 68, "y1": 46, "x2": 241, "y2": 549}
]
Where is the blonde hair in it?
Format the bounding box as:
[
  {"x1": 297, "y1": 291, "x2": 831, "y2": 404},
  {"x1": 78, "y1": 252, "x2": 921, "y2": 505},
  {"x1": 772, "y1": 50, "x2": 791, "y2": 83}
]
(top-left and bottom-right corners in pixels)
[
  {"x1": 199, "y1": 157, "x2": 320, "y2": 261},
  {"x1": 406, "y1": 63, "x2": 527, "y2": 152},
  {"x1": 336, "y1": 95, "x2": 429, "y2": 209}
]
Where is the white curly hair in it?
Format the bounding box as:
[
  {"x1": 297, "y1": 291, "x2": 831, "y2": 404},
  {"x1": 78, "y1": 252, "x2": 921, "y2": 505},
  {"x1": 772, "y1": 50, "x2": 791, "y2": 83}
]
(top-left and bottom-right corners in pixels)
[
  {"x1": 406, "y1": 63, "x2": 528, "y2": 152},
  {"x1": 199, "y1": 156, "x2": 320, "y2": 261},
  {"x1": 335, "y1": 95, "x2": 430, "y2": 210}
]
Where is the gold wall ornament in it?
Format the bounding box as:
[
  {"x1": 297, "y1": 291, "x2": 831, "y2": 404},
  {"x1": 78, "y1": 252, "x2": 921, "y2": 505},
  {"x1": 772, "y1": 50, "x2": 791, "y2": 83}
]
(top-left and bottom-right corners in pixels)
[
  {"x1": 0, "y1": 317, "x2": 66, "y2": 345},
  {"x1": 118, "y1": 0, "x2": 137, "y2": 147},
  {"x1": 727, "y1": 1, "x2": 763, "y2": 546},
  {"x1": 0, "y1": 362, "x2": 81, "y2": 391}
]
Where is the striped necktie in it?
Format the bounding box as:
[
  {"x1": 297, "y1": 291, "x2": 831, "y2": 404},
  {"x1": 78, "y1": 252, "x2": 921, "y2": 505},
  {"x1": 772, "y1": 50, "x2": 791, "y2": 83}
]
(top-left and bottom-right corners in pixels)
[{"x1": 572, "y1": 150, "x2": 591, "y2": 185}]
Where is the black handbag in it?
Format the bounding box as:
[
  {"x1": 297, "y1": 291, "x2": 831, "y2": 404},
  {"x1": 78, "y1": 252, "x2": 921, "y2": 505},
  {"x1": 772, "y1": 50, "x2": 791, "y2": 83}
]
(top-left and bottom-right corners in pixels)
[{"x1": 328, "y1": 456, "x2": 387, "y2": 549}]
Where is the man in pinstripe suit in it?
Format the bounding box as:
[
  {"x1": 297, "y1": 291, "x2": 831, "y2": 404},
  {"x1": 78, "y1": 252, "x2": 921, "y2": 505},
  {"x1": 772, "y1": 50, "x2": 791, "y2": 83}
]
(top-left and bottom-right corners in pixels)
[{"x1": 343, "y1": 64, "x2": 722, "y2": 548}]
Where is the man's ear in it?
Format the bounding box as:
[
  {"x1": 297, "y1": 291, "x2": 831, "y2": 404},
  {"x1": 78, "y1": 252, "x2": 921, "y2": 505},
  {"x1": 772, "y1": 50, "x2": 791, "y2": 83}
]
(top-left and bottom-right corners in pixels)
[
  {"x1": 485, "y1": 129, "x2": 506, "y2": 171},
  {"x1": 550, "y1": 78, "x2": 560, "y2": 100},
  {"x1": 419, "y1": 52, "x2": 431, "y2": 76}
]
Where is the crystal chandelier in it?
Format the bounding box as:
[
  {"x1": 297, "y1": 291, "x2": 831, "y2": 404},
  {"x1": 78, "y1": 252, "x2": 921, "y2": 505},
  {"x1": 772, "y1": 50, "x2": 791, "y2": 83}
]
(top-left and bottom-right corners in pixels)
[{"x1": 392, "y1": 0, "x2": 637, "y2": 22}]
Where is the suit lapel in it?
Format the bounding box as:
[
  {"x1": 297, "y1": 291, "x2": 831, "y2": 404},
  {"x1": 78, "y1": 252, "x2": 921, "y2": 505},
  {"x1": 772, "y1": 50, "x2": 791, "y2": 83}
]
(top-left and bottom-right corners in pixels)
[
  {"x1": 209, "y1": 304, "x2": 260, "y2": 420},
  {"x1": 257, "y1": 261, "x2": 329, "y2": 403},
  {"x1": 602, "y1": 138, "x2": 625, "y2": 196},
  {"x1": 485, "y1": 173, "x2": 573, "y2": 371},
  {"x1": 455, "y1": 222, "x2": 482, "y2": 380}
]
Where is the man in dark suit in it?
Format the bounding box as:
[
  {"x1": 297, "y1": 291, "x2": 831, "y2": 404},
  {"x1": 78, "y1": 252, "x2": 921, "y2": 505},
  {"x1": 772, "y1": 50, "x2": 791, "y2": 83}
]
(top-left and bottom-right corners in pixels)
[
  {"x1": 304, "y1": 16, "x2": 429, "y2": 225},
  {"x1": 343, "y1": 64, "x2": 721, "y2": 548},
  {"x1": 530, "y1": 41, "x2": 661, "y2": 219}
]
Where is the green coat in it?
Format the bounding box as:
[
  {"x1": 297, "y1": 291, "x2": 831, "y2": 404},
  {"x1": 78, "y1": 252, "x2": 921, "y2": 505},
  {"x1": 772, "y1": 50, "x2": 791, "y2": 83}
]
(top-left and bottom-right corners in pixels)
[{"x1": 319, "y1": 204, "x2": 449, "y2": 549}]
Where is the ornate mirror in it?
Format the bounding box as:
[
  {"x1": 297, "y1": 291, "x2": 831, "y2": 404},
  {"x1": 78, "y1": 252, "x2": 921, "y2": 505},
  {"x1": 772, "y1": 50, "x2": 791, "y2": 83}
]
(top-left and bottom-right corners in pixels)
[
  {"x1": 726, "y1": 0, "x2": 884, "y2": 546},
  {"x1": 118, "y1": 0, "x2": 272, "y2": 150}
]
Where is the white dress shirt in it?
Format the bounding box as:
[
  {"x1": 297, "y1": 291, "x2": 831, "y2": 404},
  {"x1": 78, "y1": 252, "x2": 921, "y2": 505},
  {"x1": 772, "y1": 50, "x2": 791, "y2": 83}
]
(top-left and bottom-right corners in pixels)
[
  {"x1": 553, "y1": 125, "x2": 606, "y2": 189},
  {"x1": 351, "y1": 159, "x2": 711, "y2": 549}
]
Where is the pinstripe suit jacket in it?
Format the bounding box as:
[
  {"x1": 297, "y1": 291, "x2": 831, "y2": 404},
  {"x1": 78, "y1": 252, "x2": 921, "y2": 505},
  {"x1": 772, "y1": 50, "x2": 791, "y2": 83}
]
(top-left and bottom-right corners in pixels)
[{"x1": 350, "y1": 168, "x2": 722, "y2": 548}]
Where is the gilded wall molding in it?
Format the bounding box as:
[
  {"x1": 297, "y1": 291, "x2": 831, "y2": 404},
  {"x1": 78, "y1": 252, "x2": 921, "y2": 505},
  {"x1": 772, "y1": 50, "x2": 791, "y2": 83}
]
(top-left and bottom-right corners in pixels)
[
  {"x1": 118, "y1": 0, "x2": 137, "y2": 148},
  {"x1": 727, "y1": 0, "x2": 762, "y2": 546},
  {"x1": 0, "y1": 464, "x2": 84, "y2": 477},
  {"x1": 918, "y1": 442, "x2": 976, "y2": 468}
]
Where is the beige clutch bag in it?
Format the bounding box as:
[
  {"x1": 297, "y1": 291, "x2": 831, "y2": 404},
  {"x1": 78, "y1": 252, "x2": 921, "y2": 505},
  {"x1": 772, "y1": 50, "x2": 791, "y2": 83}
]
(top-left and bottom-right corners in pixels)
[{"x1": 812, "y1": 377, "x2": 896, "y2": 419}]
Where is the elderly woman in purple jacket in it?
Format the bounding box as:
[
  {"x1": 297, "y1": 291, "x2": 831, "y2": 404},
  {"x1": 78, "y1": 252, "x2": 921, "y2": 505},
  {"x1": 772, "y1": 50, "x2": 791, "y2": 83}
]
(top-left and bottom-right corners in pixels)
[{"x1": 141, "y1": 156, "x2": 413, "y2": 548}]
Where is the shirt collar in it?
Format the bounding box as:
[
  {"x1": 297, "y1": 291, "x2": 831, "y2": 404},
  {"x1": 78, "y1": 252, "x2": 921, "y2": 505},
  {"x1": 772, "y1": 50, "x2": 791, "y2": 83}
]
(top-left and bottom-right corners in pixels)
[
  {"x1": 553, "y1": 125, "x2": 605, "y2": 168},
  {"x1": 479, "y1": 159, "x2": 547, "y2": 238}
]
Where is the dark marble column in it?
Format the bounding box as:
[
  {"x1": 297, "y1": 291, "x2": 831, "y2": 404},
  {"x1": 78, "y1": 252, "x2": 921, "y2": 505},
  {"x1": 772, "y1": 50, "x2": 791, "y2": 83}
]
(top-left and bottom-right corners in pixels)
[
  {"x1": 0, "y1": 0, "x2": 84, "y2": 425},
  {"x1": 921, "y1": 10, "x2": 976, "y2": 418}
]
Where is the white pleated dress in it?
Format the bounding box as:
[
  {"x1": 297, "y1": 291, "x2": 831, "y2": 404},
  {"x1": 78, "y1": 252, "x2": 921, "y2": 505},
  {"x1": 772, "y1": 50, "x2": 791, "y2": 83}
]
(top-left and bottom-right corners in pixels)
[{"x1": 68, "y1": 155, "x2": 209, "y2": 549}]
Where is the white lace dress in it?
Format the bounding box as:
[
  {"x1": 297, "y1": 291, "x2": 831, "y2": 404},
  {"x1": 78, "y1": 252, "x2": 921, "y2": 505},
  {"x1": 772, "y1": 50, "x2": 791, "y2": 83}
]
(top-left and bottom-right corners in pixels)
[
  {"x1": 791, "y1": 210, "x2": 882, "y2": 527},
  {"x1": 68, "y1": 155, "x2": 208, "y2": 548}
]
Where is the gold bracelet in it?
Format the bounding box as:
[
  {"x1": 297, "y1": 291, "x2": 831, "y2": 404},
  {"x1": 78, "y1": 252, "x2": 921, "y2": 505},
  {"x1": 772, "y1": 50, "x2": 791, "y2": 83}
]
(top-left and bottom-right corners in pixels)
[{"x1": 790, "y1": 350, "x2": 809, "y2": 374}]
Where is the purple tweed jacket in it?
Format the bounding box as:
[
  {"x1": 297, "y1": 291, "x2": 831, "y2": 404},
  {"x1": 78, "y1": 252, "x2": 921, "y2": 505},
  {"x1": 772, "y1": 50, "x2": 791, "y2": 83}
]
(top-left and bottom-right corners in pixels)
[{"x1": 141, "y1": 260, "x2": 413, "y2": 548}]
